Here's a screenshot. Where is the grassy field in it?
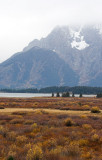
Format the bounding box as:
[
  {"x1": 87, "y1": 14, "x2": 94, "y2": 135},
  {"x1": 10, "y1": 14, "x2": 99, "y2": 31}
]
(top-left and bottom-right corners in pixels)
[{"x1": 0, "y1": 97, "x2": 102, "y2": 160}]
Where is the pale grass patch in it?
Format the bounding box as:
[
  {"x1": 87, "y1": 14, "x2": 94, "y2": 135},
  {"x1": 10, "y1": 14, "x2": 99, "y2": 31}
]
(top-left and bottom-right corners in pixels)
[{"x1": 0, "y1": 108, "x2": 102, "y2": 117}]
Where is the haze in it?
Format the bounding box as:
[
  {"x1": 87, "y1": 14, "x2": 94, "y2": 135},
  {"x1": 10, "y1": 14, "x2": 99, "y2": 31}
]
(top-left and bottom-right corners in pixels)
[{"x1": 0, "y1": 0, "x2": 102, "y2": 62}]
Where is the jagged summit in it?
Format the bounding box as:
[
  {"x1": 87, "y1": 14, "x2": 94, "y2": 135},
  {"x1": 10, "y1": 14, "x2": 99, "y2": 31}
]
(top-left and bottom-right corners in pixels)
[{"x1": 24, "y1": 24, "x2": 102, "y2": 52}]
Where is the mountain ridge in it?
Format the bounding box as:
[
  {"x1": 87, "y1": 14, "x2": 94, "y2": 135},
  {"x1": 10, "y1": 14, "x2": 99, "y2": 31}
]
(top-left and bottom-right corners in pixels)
[
  {"x1": 23, "y1": 25, "x2": 102, "y2": 86},
  {"x1": 0, "y1": 46, "x2": 78, "y2": 88},
  {"x1": 0, "y1": 24, "x2": 102, "y2": 88}
]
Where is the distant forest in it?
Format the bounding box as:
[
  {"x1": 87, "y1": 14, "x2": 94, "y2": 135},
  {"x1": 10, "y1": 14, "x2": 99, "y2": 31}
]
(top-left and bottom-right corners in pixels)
[{"x1": 0, "y1": 86, "x2": 102, "y2": 94}]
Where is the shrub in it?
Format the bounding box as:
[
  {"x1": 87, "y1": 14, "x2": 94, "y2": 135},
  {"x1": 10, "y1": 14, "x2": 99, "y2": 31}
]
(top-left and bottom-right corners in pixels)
[
  {"x1": 0, "y1": 125, "x2": 8, "y2": 137},
  {"x1": 64, "y1": 118, "x2": 74, "y2": 126},
  {"x1": 9, "y1": 144, "x2": 18, "y2": 152},
  {"x1": 56, "y1": 136, "x2": 67, "y2": 146},
  {"x1": 0, "y1": 120, "x2": 6, "y2": 125},
  {"x1": 91, "y1": 107, "x2": 100, "y2": 113},
  {"x1": 7, "y1": 131, "x2": 16, "y2": 141},
  {"x1": 82, "y1": 105, "x2": 90, "y2": 110},
  {"x1": 35, "y1": 110, "x2": 42, "y2": 115},
  {"x1": 12, "y1": 111, "x2": 26, "y2": 115},
  {"x1": 24, "y1": 143, "x2": 32, "y2": 150},
  {"x1": 31, "y1": 123, "x2": 37, "y2": 129},
  {"x1": 62, "y1": 142, "x2": 80, "y2": 157},
  {"x1": 82, "y1": 124, "x2": 92, "y2": 130},
  {"x1": 91, "y1": 134, "x2": 99, "y2": 142},
  {"x1": 16, "y1": 135, "x2": 27, "y2": 145},
  {"x1": 40, "y1": 110, "x2": 48, "y2": 114},
  {"x1": 7, "y1": 149, "x2": 16, "y2": 160},
  {"x1": 45, "y1": 147, "x2": 61, "y2": 160},
  {"x1": 7, "y1": 156, "x2": 14, "y2": 160},
  {"x1": 81, "y1": 152, "x2": 92, "y2": 159},
  {"x1": 10, "y1": 118, "x2": 24, "y2": 124},
  {"x1": 24, "y1": 120, "x2": 34, "y2": 125},
  {"x1": 33, "y1": 102, "x2": 39, "y2": 107},
  {"x1": 78, "y1": 102, "x2": 82, "y2": 106},
  {"x1": 80, "y1": 115, "x2": 87, "y2": 119},
  {"x1": 43, "y1": 138, "x2": 57, "y2": 150},
  {"x1": 79, "y1": 139, "x2": 89, "y2": 146},
  {"x1": 26, "y1": 145, "x2": 43, "y2": 160}
]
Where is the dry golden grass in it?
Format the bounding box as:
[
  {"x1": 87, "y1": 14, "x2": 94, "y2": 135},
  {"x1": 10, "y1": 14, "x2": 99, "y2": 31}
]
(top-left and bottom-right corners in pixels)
[
  {"x1": 0, "y1": 108, "x2": 34, "y2": 113},
  {"x1": 0, "y1": 108, "x2": 102, "y2": 118}
]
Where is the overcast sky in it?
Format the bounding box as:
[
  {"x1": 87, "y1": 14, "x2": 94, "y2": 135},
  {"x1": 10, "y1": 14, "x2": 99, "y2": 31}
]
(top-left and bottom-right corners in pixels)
[{"x1": 0, "y1": 0, "x2": 102, "y2": 62}]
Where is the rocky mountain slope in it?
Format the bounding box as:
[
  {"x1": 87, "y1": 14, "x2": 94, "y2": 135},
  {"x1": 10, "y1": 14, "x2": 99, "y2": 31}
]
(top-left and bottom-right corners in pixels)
[
  {"x1": 24, "y1": 25, "x2": 102, "y2": 86},
  {"x1": 0, "y1": 47, "x2": 78, "y2": 88}
]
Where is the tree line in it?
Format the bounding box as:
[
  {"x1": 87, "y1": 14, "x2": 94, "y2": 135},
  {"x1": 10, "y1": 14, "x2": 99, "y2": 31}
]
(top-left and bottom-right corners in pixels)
[{"x1": 0, "y1": 86, "x2": 102, "y2": 96}]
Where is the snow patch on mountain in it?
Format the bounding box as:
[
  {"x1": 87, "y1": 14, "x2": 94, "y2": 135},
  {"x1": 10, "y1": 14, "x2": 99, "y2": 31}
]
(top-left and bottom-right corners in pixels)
[
  {"x1": 71, "y1": 39, "x2": 89, "y2": 50},
  {"x1": 70, "y1": 29, "x2": 89, "y2": 50}
]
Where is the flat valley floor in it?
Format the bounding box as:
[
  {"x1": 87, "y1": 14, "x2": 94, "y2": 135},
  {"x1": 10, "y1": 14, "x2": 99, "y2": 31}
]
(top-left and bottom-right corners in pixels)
[{"x1": 0, "y1": 97, "x2": 102, "y2": 160}]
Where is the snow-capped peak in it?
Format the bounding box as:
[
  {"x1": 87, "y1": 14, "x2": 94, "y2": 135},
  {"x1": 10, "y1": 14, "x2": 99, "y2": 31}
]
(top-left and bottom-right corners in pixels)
[{"x1": 70, "y1": 29, "x2": 89, "y2": 50}]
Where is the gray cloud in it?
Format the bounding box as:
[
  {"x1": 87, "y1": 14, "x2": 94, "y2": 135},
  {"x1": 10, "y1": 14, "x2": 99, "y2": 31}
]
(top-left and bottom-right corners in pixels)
[{"x1": 0, "y1": 0, "x2": 102, "y2": 62}]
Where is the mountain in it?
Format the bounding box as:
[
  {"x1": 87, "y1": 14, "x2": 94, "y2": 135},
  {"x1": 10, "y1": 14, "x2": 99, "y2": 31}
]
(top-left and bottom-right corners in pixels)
[
  {"x1": 0, "y1": 24, "x2": 102, "y2": 88},
  {"x1": 0, "y1": 47, "x2": 78, "y2": 88},
  {"x1": 24, "y1": 25, "x2": 102, "y2": 86}
]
